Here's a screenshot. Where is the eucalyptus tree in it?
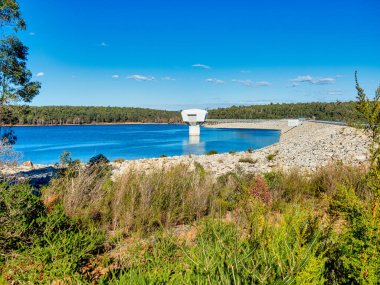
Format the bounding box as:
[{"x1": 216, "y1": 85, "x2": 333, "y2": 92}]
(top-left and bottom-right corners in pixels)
[{"x1": 0, "y1": 0, "x2": 40, "y2": 159}]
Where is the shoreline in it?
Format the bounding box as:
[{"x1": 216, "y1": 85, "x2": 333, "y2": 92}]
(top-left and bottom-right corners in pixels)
[
  {"x1": 6, "y1": 122, "x2": 180, "y2": 127},
  {"x1": 112, "y1": 121, "x2": 370, "y2": 177},
  {"x1": 1, "y1": 121, "x2": 371, "y2": 181}
]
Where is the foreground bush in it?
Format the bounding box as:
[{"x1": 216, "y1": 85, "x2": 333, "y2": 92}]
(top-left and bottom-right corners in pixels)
[
  {"x1": 0, "y1": 183, "x2": 104, "y2": 284},
  {"x1": 2, "y1": 162, "x2": 380, "y2": 284},
  {"x1": 107, "y1": 204, "x2": 327, "y2": 284},
  {"x1": 44, "y1": 164, "x2": 217, "y2": 234}
]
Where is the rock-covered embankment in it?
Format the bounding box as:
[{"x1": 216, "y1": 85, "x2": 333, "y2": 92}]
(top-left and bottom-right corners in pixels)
[
  {"x1": 112, "y1": 121, "x2": 371, "y2": 177},
  {"x1": 0, "y1": 121, "x2": 371, "y2": 183}
]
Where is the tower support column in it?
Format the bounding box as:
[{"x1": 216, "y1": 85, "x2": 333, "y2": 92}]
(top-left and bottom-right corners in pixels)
[{"x1": 189, "y1": 125, "x2": 200, "y2": 136}]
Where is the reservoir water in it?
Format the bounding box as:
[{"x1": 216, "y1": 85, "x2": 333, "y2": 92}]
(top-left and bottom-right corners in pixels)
[{"x1": 13, "y1": 124, "x2": 280, "y2": 164}]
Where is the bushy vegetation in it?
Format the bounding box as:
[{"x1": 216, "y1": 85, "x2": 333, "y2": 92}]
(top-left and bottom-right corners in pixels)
[
  {"x1": 208, "y1": 101, "x2": 363, "y2": 122},
  {"x1": 16, "y1": 106, "x2": 181, "y2": 125},
  {"x1": 0, "y1": 183, "x2": 104, "y2": 283},
  {"x1": 5, "y1": 101, "x2": 370, "y2": 126},
  {"x1": 2, "y1": 160, "x2": 378, "y2": 284}
]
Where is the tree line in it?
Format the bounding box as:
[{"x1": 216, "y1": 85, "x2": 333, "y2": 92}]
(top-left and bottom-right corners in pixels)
[
  {"x1": 8, "y1": 101, "x2": 366, "y2": 126},
  {"x1": 208, "y1": 101, "x2": 362, "y2": 122},
  {"x1": 16, "y1": 106, "x2": 182, "y2": 125}
]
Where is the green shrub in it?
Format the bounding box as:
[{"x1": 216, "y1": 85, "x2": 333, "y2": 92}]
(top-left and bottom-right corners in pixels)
[
  {"x1": 238, "y1": 157, "x2": 256, "y2": 164},
  {"x1": 59, "y1": 150, "x2": 73, "y2": 165},
  {"x1": 0, "y1": 182, "x2": 45, "y2": 257},
  {"x1": 325, "y1": 184, "x2": 380, "y2": 284},
  {"x1": 4, "y1": 206, "x2": 105, "y2": 284},
  {"x1": 1, "y1": 182, "x2": 105, "y2": 284},
  {"x1": 89, "y1": 154, "x2": 109, "y2": 166},
  {"x1": 266, "y1": 150, "x2": 279, "y2": 161},
  {"x1": 107, "y1": 205, "x2": 326, "y2": 284},
  {"x1": 205, "y1": 150, "x2": 218, "y2": 155}
]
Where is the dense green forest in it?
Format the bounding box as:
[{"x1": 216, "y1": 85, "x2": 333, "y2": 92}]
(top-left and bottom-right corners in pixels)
[
  {"x1": 9, "y1": 101, "x2": 362, "y2": 126},
  {"x1": 208, "y1": 101, "x2": 361, "y2": 122},
  {"x1": 17, "y1": 106, "x2": 182, "y2": 125}
]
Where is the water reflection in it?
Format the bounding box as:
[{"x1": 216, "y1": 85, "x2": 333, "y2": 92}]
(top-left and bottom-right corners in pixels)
[
  {"x1": 189, "y1": 136, "x2": 200, "y2": 145},
  {"x1": 182, "y1": 136, "x2": 206, "y2": 155}
]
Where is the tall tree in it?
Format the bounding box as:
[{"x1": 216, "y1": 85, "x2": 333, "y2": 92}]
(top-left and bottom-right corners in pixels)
[{"x1": 0, "y1": 0, "x2": 40, "y2": 152}]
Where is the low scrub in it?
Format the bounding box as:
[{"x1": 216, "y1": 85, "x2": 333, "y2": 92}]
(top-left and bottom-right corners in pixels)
[
  {"x1": 0, "y1": 183, "x2": 104, "y2": 284},
  {"x1": 1, "y1": 162, "x2": 378, "y2": 284},
  {"x1": 238, "y1": 157, "x2": 256, "y2": 164}
]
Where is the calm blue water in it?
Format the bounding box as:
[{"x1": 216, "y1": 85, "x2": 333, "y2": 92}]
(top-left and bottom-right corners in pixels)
[{"x1": 12, "y1": 124, "x2": 280, "y2": 164}]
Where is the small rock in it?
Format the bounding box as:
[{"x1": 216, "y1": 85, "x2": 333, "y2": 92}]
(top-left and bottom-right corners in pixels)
[
  {"x1": 22, "y1": 161, "x2": 34, "y2": 167},
  {"x1": 355, "y1": 155, "x2": 367, "y2": 162}
]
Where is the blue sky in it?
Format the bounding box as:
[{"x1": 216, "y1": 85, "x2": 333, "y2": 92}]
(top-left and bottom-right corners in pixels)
[{"x1": 18, "y1": 0, "x2": 380, "y2": 110}]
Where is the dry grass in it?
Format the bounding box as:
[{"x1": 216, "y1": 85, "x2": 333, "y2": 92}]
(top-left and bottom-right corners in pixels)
[{"x1": 44, "y1": 164, "x2": 217, "y2": 234}]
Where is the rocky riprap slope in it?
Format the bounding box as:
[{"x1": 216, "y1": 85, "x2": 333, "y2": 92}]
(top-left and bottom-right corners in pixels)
[
  {"x1": 0, "y1": 163, "x2": 62, "y2": 188},
  {"x1": 0, "y1": 121, "x2": 370, "y2": 184},
  {"x1": 112, "y1": 122, "x2": 370, "y2": 177}
]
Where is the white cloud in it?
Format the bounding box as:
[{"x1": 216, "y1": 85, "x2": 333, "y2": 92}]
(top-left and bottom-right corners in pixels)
[
  {"x1": 290, "y1": 83, "x2": 300, "y2": 87},
  {"x1": 36, "y1": 72, "x2": 45, "y2": 77},
  {"x1": 255, "y1": 81, "x2": 272, "y2": 87},
  {"x1": 290, "y1": 75, "x2": 313, "y2": 83},
  {"x1": 232, "y1": 79, "x2": 271, "y2": 87},
  {"x1": 328, "y1": 90, "x2": 343, "y2": 95},
  {"x1": 112, "y1": 75, "x2": 119, "y2": 78},
  {"x1": 127, "y1": 74, "x2": 155, "y2": 81},
  {"x1": 29, "y1": 32, "x2": 35, "y2": 36},
  {"x1": 192, "y1": 64, "x2": 211, "y2": 69},
  {"x1": 312, "y1": 77, "x2": 336, "y2": 85},
  {"x1": 206, "y1": 78, "x2": 224, "y2": 84},
  {"x1": 232, "y1": 79, "x2": 255, "y2": 87},
  {"x1": 99, "y1": 42, "x2": 109, "y2": 47},
  {"x1": 162, "y1": 76, "x2": 176, "y2": 81},
  {"x1": 290, "y1": 75, "x2": 336, "y2": 85}
]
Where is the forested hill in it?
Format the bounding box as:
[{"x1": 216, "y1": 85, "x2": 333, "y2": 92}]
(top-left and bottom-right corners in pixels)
[
  {"x1": 18, "y1": 106, "x2": 182, "y2": 125},
  {"x1": 208, "y1": 101, "x2": 361, "y2": 122},
  {"x1": 13, "y1": 102, "x2": 361, "y2": 126}
]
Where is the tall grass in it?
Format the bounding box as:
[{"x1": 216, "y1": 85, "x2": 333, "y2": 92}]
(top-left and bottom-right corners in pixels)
[
  {"x1": 2, "y1": 162, "x2": 376, "y2": 284},
  {"x1": 44, "y1": 163, "x2": 218, "y2": 234}
]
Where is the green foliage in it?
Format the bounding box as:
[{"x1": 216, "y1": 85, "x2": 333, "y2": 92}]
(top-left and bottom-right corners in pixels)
[
  {"x1": 208, "y1": 101, "x2": 362, "y2": 122},
  {"x1": 107, "y1": 206, "x2": 326, "y2": 284},
  {"x1": 1, "y1": 161, "x2": 378, "y2": 283},
  {"x1": 8, "y1": 100, "x2": 370, "y2": 126},
  {"x1": 60, "y1": 150, "x2": 73, "y2": 165},
  {"x1": 266, "y1": 150, "x2": 279, "y2": 161},
  {"x1": 89, "y1": 153, "x2": 109, "y2": 166},
  {"x1": 238, "y1": 157, "x2": 256, "y2": 163},
  {"x1": 205, "y1": 150, "x2": 218, "y2": 155},
  {"x1": 0, "y1": 182, "x2": 45, "y2": 257},
  {"x1": 326, "y1": 185, "x2": 380, "y2": 284},
  {"x1": 0, "y1": 0, "x2": 40, "y2": 148},
  {"x1": 0, "y1": 181, "x2": 104, "y2": 284},
  {"x1": 0, "y1": 0, "x2": 26, "y2": 31},
  {"x1": 4, "y1": 206, "x2": 105, "y2": 284},
  {"x1": 17, "y1": 105, "x2": 181, "y2": 125},
  {"x1": 321, "y1": 73, "x2": 380, "y2": 284},
  {"x1": 355, "y1": 72, "x2": 380, "y2": 197}
]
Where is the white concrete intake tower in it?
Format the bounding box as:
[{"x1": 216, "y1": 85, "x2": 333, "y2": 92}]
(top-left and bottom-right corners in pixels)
[{"x1": 181, "y1": 109, "x2": 208, "y2": 136}]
